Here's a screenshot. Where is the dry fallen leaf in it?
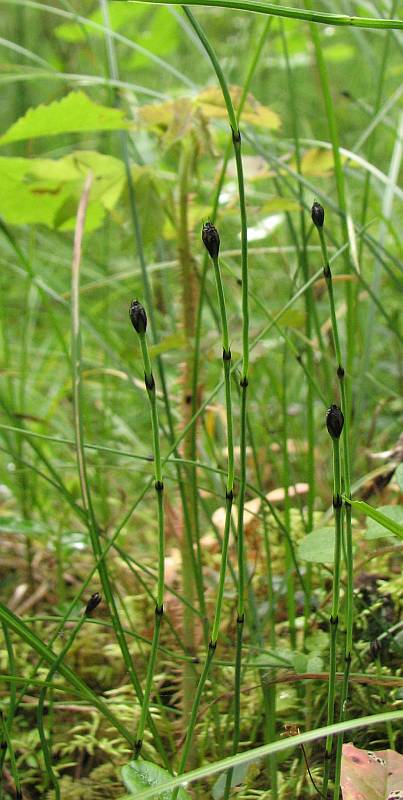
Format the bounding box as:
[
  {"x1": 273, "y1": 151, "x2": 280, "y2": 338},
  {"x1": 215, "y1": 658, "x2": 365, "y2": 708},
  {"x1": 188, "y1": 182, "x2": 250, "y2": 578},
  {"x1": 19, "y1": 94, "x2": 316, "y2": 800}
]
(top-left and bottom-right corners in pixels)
[{"x1": 341, "y1": 743, "x2": 403, "y2": 800}]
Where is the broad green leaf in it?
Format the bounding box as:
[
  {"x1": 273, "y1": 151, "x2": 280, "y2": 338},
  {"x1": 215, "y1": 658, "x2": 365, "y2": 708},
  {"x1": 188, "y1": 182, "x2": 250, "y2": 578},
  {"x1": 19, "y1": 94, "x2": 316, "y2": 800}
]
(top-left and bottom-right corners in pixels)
[
  {"x1": 358, "y1": 503, "x2": 403, "y2": 541},
  {"x1": 122, "y1": 758, "x2": 191, "y2": 799},
  {"x1": 0, "y1": 91, "x2": 131, "y2": 146},
  {"x1": 126, "y1": 9, "x2": 178, "y2": 69},
  {"x1": 0, "y1": 151, "x2": 125, "y2": 231},
  {"x1": 298, "y1": 528, "x2": 335, "y2": 563}
]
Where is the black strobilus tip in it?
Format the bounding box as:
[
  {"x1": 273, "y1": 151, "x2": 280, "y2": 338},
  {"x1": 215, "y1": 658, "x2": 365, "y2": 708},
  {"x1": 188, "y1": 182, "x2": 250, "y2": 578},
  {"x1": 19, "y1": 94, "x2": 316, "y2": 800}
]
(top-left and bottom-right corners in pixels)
[
  {"x1": 311, "y1": 201, "x2": 325, "y2": 229},
  {"x1": 85, "y1": 592, "x2": 102, "y2": 616},
  {"x1": 202, "y1": 221, "x2": 220, "y2": 260},
  {"x1": 326, "y1": 404, "x2": 344, "y2": 439},
  {"x1": 129, "y1": 300, "x2": 147, "y2": 335}
]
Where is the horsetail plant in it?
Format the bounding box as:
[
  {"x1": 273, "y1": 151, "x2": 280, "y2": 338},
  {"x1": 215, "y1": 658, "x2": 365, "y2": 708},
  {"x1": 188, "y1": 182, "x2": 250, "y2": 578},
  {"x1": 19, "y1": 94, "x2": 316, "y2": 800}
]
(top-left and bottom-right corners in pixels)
[
  {"x1": 312, "y1": 202, "x2": 354, "y2": 799},
  {"x1": 129, "y1": 300, "x2": 165, "y2": 758},
  {"x1": 324, "y1": 404, "x2": 344, "y2": 793},
  {"x1": 178, "y1": 11, "x2": 250, "y2": 795},
  {"x1": 201, "y1": 222, "x2": 234, "y2": 645},
  {"x1": 171, "y1": 223, "x2": 235, "y2": 798}
]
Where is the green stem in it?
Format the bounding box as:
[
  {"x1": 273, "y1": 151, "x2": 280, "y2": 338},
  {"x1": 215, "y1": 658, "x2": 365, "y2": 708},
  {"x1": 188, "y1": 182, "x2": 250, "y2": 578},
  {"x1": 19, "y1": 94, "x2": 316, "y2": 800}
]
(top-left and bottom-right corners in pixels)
[
  {"x1": 172, "y1": 234, "x2": 235, "y2": 792},
  {"x1": 323, "y1": 435, "x2": 343, "y2": 796},
  {"x1": 134, "y1": 327, "x2": 165, "y2": 755},
  {"x1": 315, "y1": 214, "x2": 353, "y2": 800},
  {"x1": 181, "y1": 8, "x2": 249, "y2": 790},
  {"x1": 129, "y1": 0, "x2": 403, "y2": 30}
]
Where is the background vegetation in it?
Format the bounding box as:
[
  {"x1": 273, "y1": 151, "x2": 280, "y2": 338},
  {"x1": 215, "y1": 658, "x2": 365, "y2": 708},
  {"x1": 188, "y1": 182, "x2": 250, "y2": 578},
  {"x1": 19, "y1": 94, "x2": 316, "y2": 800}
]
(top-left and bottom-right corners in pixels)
[{"x1": 0, "y1": 1, "x2": 402, "y2": 798}]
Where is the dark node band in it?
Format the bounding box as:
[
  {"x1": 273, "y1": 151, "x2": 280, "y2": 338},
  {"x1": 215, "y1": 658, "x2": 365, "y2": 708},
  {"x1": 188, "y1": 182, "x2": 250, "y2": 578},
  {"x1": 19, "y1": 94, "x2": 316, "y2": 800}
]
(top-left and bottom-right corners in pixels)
[
  {"x1": 324, "y1": 750, "x2": 332, "y2": 760},
  {"x1": 323, "y1": 264, "x2": 331, "y2": 279},
  {"x1": 155, "y1": 604, "x2": 164, "y2": 617},
  {"x1": 134, "y1": 740, "x2": 142, "y2": 757},
  {"x1": 145, "y1": 373, "x2": 155, "y2": 392},
  {"x1": 345, "y1": 652, "x2": 352, "y2": 664},
  {"x1": 226, "y1": 489, "x2": 234, "y2": 502},
  {"x1": 240, "y1": 377, "x2": 248, "y2": 388},
  {"x1": 231, "y1": 127, "x2": 241, "y2": 144},
  {"x1": 330, "y1": 615, "x2": 339, "y2": 626},
  {"x1": 209, "y1": 640, "x2": 217, "y2": 652},
  {"x1": 237, "y1": 613, "x2": 245, "y2": 625},
  {"x1": 185, "y1": 393, "x2": 192, "y2": 404},
  {"x1": 155, "y1": 480, "x2": 164, "y2": 493},
  {"x1": 296, "y1": 353, "x2": 302, "y2": 363},
  {"x1": 223, "y1": 348, "x2": 232, "y2": 361},
  {"x1": 337, "y1": 365, "x2": 345, "y2": 378},
  {"x1": 333, "y1": 494, "x2": 342, "y2": 509}
]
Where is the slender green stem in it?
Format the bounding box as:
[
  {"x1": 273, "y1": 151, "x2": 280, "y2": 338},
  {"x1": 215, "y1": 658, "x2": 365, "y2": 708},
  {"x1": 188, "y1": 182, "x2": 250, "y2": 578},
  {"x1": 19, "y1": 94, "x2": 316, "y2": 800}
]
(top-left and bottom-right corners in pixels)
[
  {"x1": 128, "y1": 0, "x2": 403, "y2": 30},
  {"x1": 132, "y1": 321, "x2": 165, "y2": 756},
  {"x1": 315, "y1": 209, "x2": 353, "y2": 799},
  {"x1": 174, "y1": 224, "x2": 234, "y2": 798},
  {"x1": 172, "y1": 225, "x2": 235, "y2": 793},
  {"x1": 282, "y1": 342, "x2": 295, "y2": 649},
  {"x1": 210, "y1": 251, "x2": 234, "y2": 642},
  {"x1": 323, "y1": 433, "x2": 343, "y2": 796},
  {"x1": 181, "y1": 8, "x2": 250, "y2": 791}
]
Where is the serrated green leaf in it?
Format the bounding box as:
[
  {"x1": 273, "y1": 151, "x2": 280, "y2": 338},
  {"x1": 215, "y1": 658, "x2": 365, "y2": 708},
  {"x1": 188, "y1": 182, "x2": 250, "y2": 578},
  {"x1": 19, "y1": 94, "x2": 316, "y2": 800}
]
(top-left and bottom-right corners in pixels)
[
  {"x1": 298, "y1": 528, "x2": 335, "y2": 563},
  {"x1": 0, "y1": 151, "x2": 125, "y2": 231},
  {"x1": 0, "y1": 91, "x2": 131, "y2": 146},
  {"x1": 122, "y1": 758, "x2": 191, "y2": 799}
]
